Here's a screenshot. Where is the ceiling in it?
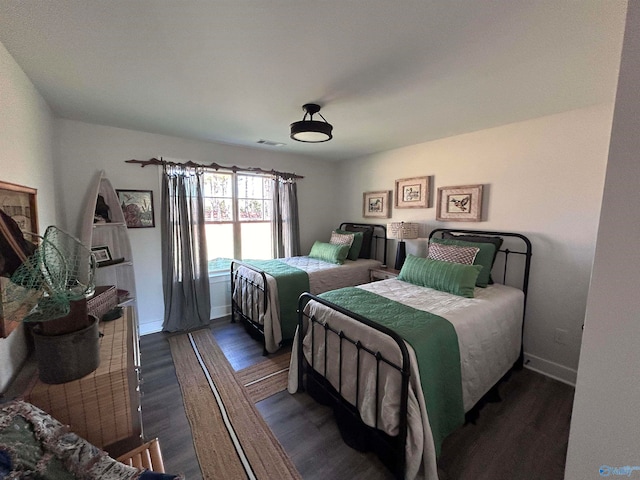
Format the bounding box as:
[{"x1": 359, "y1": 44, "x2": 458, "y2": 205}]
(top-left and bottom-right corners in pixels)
[{"x1": 0, "y1": 1, "x2": 628, "y2": 162}]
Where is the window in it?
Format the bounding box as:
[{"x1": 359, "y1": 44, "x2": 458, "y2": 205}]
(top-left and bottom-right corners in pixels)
[{"x1": 203, "y1": 171, "x2": 273, "y2": 272}]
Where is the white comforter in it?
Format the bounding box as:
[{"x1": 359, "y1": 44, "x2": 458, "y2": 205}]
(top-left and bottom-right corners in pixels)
[
  {"x1": 233, "y1": 257, "x2": 381, "y2": 353},
  {"x1": 287, "y1": 279, "x2": 524, "y2": 480}
]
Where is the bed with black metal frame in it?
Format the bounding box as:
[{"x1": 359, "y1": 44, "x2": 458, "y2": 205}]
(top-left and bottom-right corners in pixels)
[
  {"x1": 230, "y1": 222, "x2": 388, "y2": 354},
  {"x1": 289, "y1": 228, "x2": 532, "y2": 479}
]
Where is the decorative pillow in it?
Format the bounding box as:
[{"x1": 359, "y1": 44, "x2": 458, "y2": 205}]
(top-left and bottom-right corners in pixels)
[
  {"x1": 329, "y1": 231, "x2": 355, "y2": 248},
  {"x1": 427, "y1": 242, "x2": 479, "y2": 265},
  {"x1": 397, "y1": 254, "x2": 482, "y2": 298},
  {"x1": 342, "y1": 225, "x2": 374, "y2": 259},
  {"x1": 430, "y1": 237, "x2": 496, "y2": 287},
  {"x1": 335, "y1": 229, "x2": 364, "y2": 261},
  {"x1": 309, "y1": 241, "x2": 350, "y2": 265},
  {"x1": 441, "y1": 232, "x2": 504, "y2": 284}
]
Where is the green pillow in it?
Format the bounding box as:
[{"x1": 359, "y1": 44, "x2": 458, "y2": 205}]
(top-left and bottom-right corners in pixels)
[
  {"x1": 430, "y1": 237, "x2": 496, "y2": 287},
  {"x1": 335, "y1": 229, "x2": 364, "y2": 261},
  {"x1": 398, "y1": 254, "x2": 482, "y2": 298},
  {"x1": 309, "y1": 241, "x2": 350, "y2": 265}
]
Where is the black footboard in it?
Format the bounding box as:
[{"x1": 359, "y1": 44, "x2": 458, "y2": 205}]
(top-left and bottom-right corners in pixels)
[
  {"x1": 230, "y1": 222, "x2": 390, "y2": 355},
  {"x1": 230, "y1": 260, "x2": 269, "y2": 353},
  {"x1": 297, "y1": 293, "x2": 411, "y2": 479}
]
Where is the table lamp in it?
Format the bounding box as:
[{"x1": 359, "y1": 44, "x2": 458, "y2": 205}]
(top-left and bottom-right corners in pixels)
[{"x1": 386, "y1": 222, "x2": 419, "y2": 270}]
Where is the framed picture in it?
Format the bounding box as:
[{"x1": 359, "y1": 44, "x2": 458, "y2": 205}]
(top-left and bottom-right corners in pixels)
[
  {"x1": 0, "y1": 181, "x2": 38, "y2": 338},
  {"x1": 116, "y1": 189, "x2": 155, "y2": 228},
  {"x1": 91, "y1": 245, "x2": 112, "y2": 265},
  {"x1": 0, "y1": 180, "x2": 38, "y2": 236},
  {"x1": 436, "y1": 184, "x2": 484, "y2": 222},
  {"x1": 395, "y1": 176, "x2": 429, "y2": 209},
  {"x1": 363, "y1": 191, "x2": 391, "y2": 218}
]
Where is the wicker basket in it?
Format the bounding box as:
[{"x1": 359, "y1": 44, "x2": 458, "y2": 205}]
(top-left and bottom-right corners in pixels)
[{"x1": 87, "y1": 285, "x2": 117, "y2": 320}]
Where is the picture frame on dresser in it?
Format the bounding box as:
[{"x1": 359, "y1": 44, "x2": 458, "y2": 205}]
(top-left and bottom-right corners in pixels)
[
  {"x1": 91, "y1": 245, "x2": 112, "y2": 265},
  {"x1": 436, "y1": 184, "x2": 484, "y2": 222}
]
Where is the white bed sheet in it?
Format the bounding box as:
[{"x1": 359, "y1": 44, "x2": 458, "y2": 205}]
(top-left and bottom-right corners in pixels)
[
  {"x1": 233, "y1": 257, "x2": 381, "y2": 353},
  {"x1": 287, "y1": 279, "x2": 524, "y2": 480}
]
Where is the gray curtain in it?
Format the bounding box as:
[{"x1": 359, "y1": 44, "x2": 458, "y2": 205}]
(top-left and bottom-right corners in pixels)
[
  {"x1": 271, "y1": 175, "x2": 301, "y2": 258},
  {"x1": 161, "y1": 164, "x2": 211, "y2": 332}
]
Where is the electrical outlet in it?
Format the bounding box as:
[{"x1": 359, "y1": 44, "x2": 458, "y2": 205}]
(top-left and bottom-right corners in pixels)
[{"x1": 554, "y1": 328, "x2": 568, "y2": 345}]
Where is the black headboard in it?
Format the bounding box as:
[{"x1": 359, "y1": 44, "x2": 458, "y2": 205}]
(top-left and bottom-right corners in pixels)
[
  {"x1": 339, "y1": 222, "x2": 388, "y2": 266},
  {"x1": 429, "y1": 228, "x2": 532, "y2": 308},
  {"x1": 429, "y1": 228, "x2": 532, "y2": 367}
]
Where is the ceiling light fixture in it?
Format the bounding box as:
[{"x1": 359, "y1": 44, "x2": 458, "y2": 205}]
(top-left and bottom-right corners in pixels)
[{"x1": 290, "y1": 103, "x2": 333, "y2": 143}]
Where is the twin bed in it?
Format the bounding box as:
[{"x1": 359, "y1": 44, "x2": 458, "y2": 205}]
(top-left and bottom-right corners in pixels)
[
  {"x1": 287, "y1": 228, "x2": 531, "y2": 480},
  {"x1": 230, "y1": 222, "x2": 387, "y2": 353},
  {"x1": 231, "y1": 225, "x2": 531, "y2": 479}
]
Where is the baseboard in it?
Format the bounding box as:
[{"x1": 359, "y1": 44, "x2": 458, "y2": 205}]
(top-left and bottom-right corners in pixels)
[
  {"x1": 210, "y1": 305, "x2": 231, "y2": 320},
  {"x1": 523, "y1": 352, "x2": 577, "y2": 387},
  {"x1": 139, "y1": 306, "x2": 232, "y2": 336},
  {"x1": 139, "y1": 321, "x2": 163, "y2": 336}
]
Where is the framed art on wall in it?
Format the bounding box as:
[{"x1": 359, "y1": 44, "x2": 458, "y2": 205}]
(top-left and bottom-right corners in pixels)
[
  {"x1": 0, "y1": 180, "x2": 38, "y2": 235},
  {"x1": 436, "y1": 184, "x2": 484, "y2": 222},
  {"x1": 116, "y1": 189, "x2": 155, "y2": 228},
  {"x1": 0, "y1": 180, "x2": 38, "y2": 338},
  {"x1": 363, "y1": 191, "x2": 391, "y2": 218},
  {"x1": 395, "y1": 176, "x2": 429, "y2": 209}
]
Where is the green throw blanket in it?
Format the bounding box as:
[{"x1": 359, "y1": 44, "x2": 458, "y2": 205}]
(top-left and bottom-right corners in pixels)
[
  {"x1": 243, "y1": 260, "x2": 310, "y2": 341},
  {"x1": 319, "y1": 287, "x2": 464, "y2": 457}
]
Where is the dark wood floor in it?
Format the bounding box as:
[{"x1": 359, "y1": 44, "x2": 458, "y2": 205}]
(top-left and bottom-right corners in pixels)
[{"x1": 140, "y1": 317, "x2": 575, "y2": 480}]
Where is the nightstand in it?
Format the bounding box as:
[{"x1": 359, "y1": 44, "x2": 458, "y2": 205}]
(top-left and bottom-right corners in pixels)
[{"x1": 369, "y1": 267, "x2": 400, "y2": 282}]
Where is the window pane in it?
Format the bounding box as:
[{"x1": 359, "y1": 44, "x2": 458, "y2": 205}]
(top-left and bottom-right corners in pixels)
[
  {"x1": 206, "y1": 223, "x2": 234, "y2": 262},
  {"x1": 203, "y1": 172, "x2": 233, "y2": 222},
  {"x1": 241, "y1": 222, "x2": 272, "y2": 259},
  {"x1": 238, "y1": 174, "x2": 265, "y2": 199},
  {"x1": 238, "y1": 199, "x2": 267, "y2": 221},
  {"x1": 205, "y1": 198, "x2": 232, "y2": 221},
  {"x1": 204, "y1": 173, "x2": 232, "y2": 197},
  {"x1": 264, "y1": 200, "x2": 272, "y2": 221}
]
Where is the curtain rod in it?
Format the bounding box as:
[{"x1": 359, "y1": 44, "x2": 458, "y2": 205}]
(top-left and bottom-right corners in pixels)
[{"x1": 125, "y1": 157, "x2": 304, "y2": 180}]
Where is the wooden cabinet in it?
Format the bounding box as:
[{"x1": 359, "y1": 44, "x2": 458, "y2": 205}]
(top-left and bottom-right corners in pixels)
[
  {"x1": 23, "y1": 307, "x2": 143, "y2": 456},
  {"x1": 369, "y1": 267, "x2": 400, "y2": 282},
  {"x1": 80, "y1": 170, "x2": 138, "y2": 314}
]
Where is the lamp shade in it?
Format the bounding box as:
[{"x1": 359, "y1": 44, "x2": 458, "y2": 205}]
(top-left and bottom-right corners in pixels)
[
  {"x1": 386, "y1": 222, "x2": 419, "y2": 241},
  {"x1": 290, "y1": 103, "x2": 333, "y2": 143}
]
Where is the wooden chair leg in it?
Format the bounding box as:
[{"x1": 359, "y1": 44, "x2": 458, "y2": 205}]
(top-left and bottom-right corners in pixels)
[{"x1": 116, "y1": 437, "x2": 165, "y2": 473}]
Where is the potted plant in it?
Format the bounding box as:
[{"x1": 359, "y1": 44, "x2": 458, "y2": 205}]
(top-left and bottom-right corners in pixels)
[{"x1": 0, "y1": 215, "x2": 100, "y2": 384}]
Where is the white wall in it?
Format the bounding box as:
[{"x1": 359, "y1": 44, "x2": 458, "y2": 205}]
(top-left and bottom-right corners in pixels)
[
  {"x1": 54, "y1": 119, "x2": 340, "y2": 334},
  {"x1": 565, "y1": 2, "x2": 640, "y2": 477},
  {"x1": 336, "y1": 103, "x2": 616, "y2": 384},
  {"x1": 0, "y1": 41, "x2": 57, "y2": 392}
]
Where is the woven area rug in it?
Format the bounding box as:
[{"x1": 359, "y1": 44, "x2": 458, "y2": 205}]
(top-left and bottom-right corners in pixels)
[
  {"x1": 168, "y1": 330, "x2": 300, "y2": 480},
  {"x1": 236, "y1": 351, "x2": 290, "y2": 403}
]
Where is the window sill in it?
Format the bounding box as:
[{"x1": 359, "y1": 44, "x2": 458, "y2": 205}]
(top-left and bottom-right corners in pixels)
[{"x1": 209, "y1": 269, "x2": 229, "y2": 278}]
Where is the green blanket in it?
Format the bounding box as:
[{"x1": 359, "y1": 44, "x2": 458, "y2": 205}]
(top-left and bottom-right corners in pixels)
[
  {"x1": 319, "y1": 287, "x2": 464, "y2": 457},
  {"x1": 243, "y1": 259, "x2": 310, "y2": 341}
]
